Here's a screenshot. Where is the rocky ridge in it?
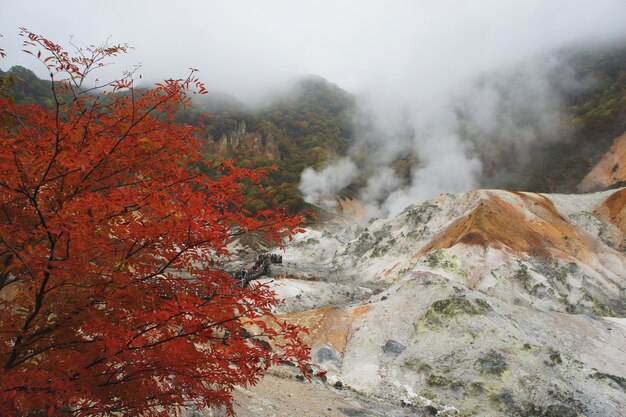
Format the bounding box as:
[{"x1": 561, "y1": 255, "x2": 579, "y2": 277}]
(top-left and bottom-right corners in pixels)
[
  {"x1": 206, "y1": 120, "x2": 280, "y2": 160},
  {"x1": 579, "y1": 131, "x2": 626, "y2": 192},
  {"x1": 208, "y1": 188, "x2": 626, "y2": 417}
]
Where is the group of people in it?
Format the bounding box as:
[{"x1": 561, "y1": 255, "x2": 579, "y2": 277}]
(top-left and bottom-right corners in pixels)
[
  {"x1": 261, "y1": 253, "x2": 283, "y2": 264},
  {"x1": 233, "y1": 253, "x2": 283, "y2": 287}
]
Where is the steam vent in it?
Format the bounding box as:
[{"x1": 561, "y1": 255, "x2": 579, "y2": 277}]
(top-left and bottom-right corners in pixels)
[{"x1": 234, "y1": 188, "x2": 626, "y2": 416}]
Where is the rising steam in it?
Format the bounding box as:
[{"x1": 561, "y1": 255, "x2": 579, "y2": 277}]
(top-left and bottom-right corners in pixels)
[{"x1": 299, "y1": 53, "x2": 587, "y2": 219}]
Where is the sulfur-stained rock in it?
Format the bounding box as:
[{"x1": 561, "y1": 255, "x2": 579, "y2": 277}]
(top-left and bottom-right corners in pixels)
[{"x1": 229, "y1": 188, "x2": 626, "y2": 417}]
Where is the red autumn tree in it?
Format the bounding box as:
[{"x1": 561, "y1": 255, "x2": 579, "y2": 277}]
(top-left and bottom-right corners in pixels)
[{"x1": 0, "y1": 30, "x2": 309, "y2": 416}]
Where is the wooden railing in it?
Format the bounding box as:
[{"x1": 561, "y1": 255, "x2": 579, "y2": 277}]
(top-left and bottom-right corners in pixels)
[{"x1": 233, "y1": 253, "x2": 283, "y2": 287}]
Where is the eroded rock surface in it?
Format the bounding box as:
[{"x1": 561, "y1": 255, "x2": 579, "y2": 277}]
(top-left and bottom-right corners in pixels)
[
  {"x1": 212, "y1": 188, "x2": 626, "y2": 417},
  {"x1": 579, "y1": 131, "x2": 626, "y2": 192}
]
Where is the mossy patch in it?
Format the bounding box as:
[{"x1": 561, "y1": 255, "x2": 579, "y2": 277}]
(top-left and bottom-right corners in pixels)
[
  {"x1": 475, "y1": 350, "x2": 507, "y2": 376},
  {"x1": 537, "y1": 261, "x2": 579, "y2": 286},
  {"x1": 424, "y1": 249, "x2": 446, "y2": 268},
  {"x1": 403, "y1": 357, "x2": 432, "y2": 373},
  {"x1": 520, "y1": 342, "x2": 542, "y2": 357},
  {"x1": 349, "y1": 230, "x2": 373, "y2": 258},
  {"x1": 370, "y1": 225, "x2": 396, "y2": 257},
  {"x1": 514, "y1": 261, "x2": 533, "y2": 290},
  {"x1": 592, "y1": 372, "x2": 626, "y2": 392},
  {"x1": 426, "y1": 373, "x2": 466, "y2": 393},
  {"x1": 421, "y1": 250, "x2": 467, "y2": 278},
  {"x1": 591, "y1": 300, "x2": 618, "y2": 316},
  {"x1": 425, "y1": 296, "x2": 491, "y2": 326},
  {"x1": 548, "y1": 349, "x2": 562, "y2": 365},
  {"x1": 420, "y1": 389, "x2": 437, "y2": 400},
  {"x1": 427, "y1": 374, "x2": 453, "y2": 387},
  {"x1": 405, "y1": 202, "x2": 441, "y2": 226},
  {"x1": 474, "y1": 298, "x2": 492, "y2": 311},
  {"x1": 488, "y1": 388, "x2": 517, "y2": 413},
  {"x1": 459, "y1": 407, "x2": 480, "y2": 417},
  {"x1": 543, "y1": 404, "x2": 579, "y2": 417},
  {"x1": 490, "y1": 385, "x2": 584, "y2": 416},
  {"x1": 467, "y1": 381, "x2": 485, "y2": 395}
]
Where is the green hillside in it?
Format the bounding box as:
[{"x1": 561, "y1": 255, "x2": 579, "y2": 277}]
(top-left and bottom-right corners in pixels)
[
  {"x1": 486, "y1": 43, "x2": 626, "y2": 192},
  {"x1": 189, "y1": 75, "x2": 356, "y2": 214},
  {"x1": 0, "y1": 66, "x2": 356, "y2": 215},
  {"x1": 2, "y1": 40, "x2": 625, "y2": 215}
]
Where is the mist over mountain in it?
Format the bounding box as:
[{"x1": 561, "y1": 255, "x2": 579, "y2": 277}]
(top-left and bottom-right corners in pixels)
[
  {"x1": 299, "y1": 41, "x2": 626, "y2": 218},
  {"x1": 2, "y1": 0, "x2": 626, "y2": 219},
  {"x1": 4, "y1": 39, "x2": 624, "y2": 220}
]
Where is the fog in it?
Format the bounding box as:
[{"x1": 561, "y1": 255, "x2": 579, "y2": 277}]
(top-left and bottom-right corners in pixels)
[
  {"x1": 1, "y1": 0, "x2": 625, "y2": 217},
  {"x1": 325, "y1": 53, "x2": 582, "y2": 217}
]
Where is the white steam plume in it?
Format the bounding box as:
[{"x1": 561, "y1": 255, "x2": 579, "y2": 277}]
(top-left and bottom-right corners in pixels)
[
  {"x1": 352, "y1": 92, "x2": 484, "y2": 218},
  {"x1": 299, "y1": 52, "x2": 592, "y2": 219},
  {"x1": 299, "y1": 158, "x2": 358, "y2": 210}
]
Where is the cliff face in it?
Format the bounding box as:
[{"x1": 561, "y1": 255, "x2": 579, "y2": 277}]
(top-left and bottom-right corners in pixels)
[
  {"x1": 579, "y1": 131, "x2": 626, "y2": 192},
  {"x1": 236, "y1": 187, "x2": 626, "y2": 417},
  {"x1": 207, "y1": 120, "x2": 280, "y2": 160},
  {"x1": 593, "y1": 187, "x2": 626, "y2": 252}
]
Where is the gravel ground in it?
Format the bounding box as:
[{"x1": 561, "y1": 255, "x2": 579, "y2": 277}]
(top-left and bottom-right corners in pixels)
[{"x1": 230, "y1": 371, "x2": 428, "y2": 417}]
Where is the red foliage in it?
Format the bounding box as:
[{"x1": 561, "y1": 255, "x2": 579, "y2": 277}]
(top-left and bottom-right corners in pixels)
[{"x1": 0, "y1": 30, "x2": 309, "y2": 416}]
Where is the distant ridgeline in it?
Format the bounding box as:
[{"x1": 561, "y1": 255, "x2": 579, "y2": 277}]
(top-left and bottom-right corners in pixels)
[
  {"x1": 0, "y1": 67, "x2": 356, "y2": 215},
  {"x1": 0, "y1": 65, "x2": 57, "y2": 108},
  {"x1": 179, "y1": 76, "x2": 356, "y2": 214},
  {"x1": 2, "y1": 41, "x2": 625, "y2": 215},
  {"x1": 471, "y1": 43, "x2": 626, "y2": 193},
  {"x1": 168, "y1": 75, "x2": 356, "y2": 215}
]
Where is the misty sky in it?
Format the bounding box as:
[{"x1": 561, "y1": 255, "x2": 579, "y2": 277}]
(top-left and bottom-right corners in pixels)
[
  {"x1": 2, "y1": 1, "x2": 626, "y2": 217},
  {"x1": 1, "y1": 0, "x2": 625, "y2": 102}
]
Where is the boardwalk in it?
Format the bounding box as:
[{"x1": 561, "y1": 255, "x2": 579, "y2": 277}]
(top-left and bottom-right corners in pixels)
[{"x1": 233, "y1": 253, "x2": 283, "y2": 287}]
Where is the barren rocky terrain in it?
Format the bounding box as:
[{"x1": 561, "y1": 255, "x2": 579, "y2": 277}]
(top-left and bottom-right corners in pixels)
[{"x1": 200, "y1": 188, "x2": 626, "y2": 417}]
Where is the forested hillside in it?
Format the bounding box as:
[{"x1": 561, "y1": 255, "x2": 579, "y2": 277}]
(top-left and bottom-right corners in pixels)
[
  {"x1": 2, "y1": 41, "x2": 624, "y2": 214},
  {"x1": 0, "y1": 67, "x2": 355, "y2": 214},
  {"x1": 0, "y1": 65, "x2": 62, "y2": 108},
  {"x1": 481, "y1": 43, "x2": 626, "y2": 192},
  {"x1": 189, "y1": 75, "x2": 355, "y2": 213}
]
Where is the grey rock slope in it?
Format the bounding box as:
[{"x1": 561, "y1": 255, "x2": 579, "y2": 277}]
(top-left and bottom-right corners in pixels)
[{"x1": 203, "y1": 188, "x2": 626, "y2": 417}]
